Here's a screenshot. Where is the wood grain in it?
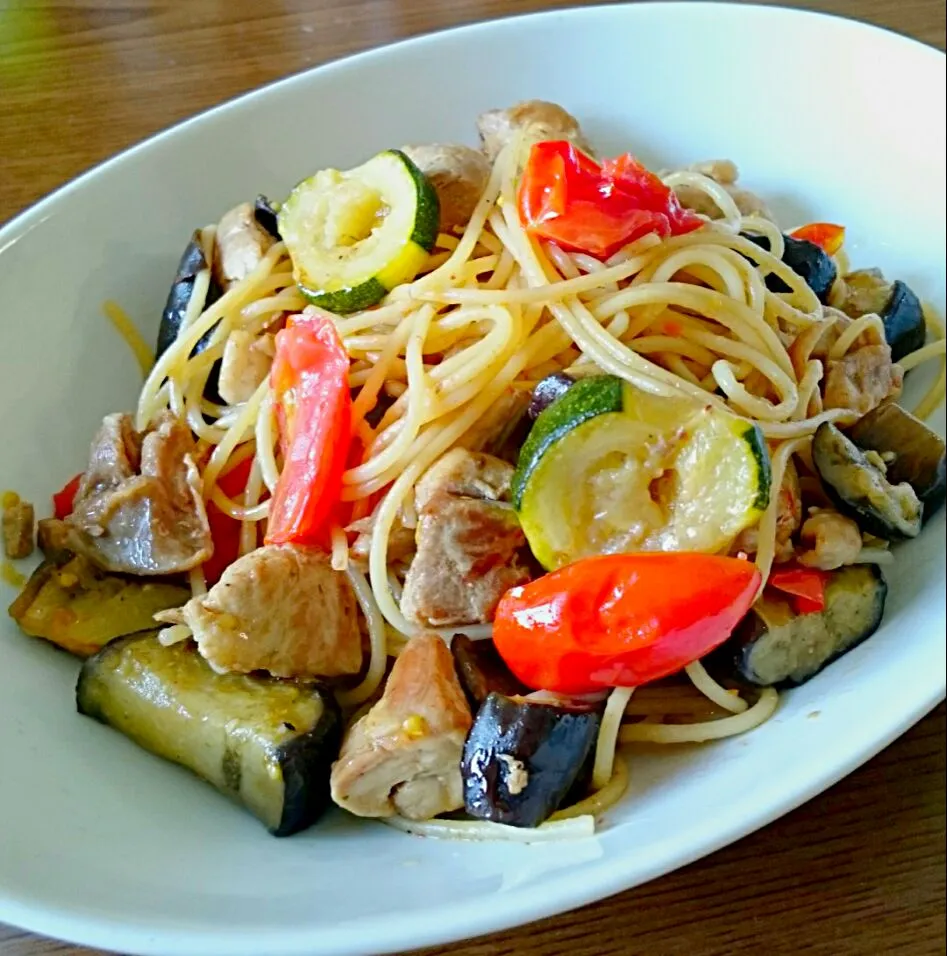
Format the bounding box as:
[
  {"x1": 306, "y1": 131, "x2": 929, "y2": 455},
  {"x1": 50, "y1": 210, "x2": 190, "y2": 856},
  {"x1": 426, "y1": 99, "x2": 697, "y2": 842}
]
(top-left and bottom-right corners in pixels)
[{"x1": 1, "y1": 2, "x2": 944, "y2": 954}]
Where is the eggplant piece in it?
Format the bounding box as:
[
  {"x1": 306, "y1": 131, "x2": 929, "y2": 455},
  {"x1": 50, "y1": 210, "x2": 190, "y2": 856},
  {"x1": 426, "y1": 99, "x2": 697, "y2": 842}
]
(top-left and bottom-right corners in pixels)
[
  {"x1": 841, "y1": 270, "x2": 925, "y2": 363},
  {"x1": 744, "y1": 233, "x2": 837, "y2": 303},
  {"x1": 527, "y1": 372, "x2": 576, "y2": 421},
  {"x1": 8, "y1": 554, "x2": 190, "y2": 657},
  {"x1": 848, "y1": 403, "x2": 945, "y2": 521},
  {"x1": 462, "y1": 692, "x2": 600, "y2": 828},
  {"x1": 812, "y1": 421, "x2": 922, "y2": 539},
  {"x1": 729, "y1": 565, "x2": 887, "y2": 687},
  {"x1": 253, "y1": 195, "x2": 281, "y2": 239},
  {"x1": 77, "y1": 630, "x2": 342, "y2": 836},
  {"x1": 156, "y1": 231, "x2": 223, "y2": 400},
  {"x1": 451, "y1": 635, "x2": 529, "y2": 708}
]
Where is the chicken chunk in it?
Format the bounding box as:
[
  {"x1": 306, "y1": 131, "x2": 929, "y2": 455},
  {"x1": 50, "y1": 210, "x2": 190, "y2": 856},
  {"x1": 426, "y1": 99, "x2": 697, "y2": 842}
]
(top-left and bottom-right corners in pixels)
[
  {"x1": 2, "y1": 496, "x2": 34, "y2": 560},
  {"x1": 459, "y1": 387, "x2": 531, "y2": 462},
  {"x1": 66, "y1": 413, "x2": 212, "y2": 576},
  {"x1": 822, "y1": 343, "x2": 903, "y2": 417},
  {"x1": 218, "y1": 330, "x2": 276, "y2": 405},
  {"x1": 347, "y1": 507, "x2": 416, "y2": 570},
  {"x1": 835, "y1": 268, "x2": 891, "y2": 319},
  {"x1": 477, "y1": 100, "x2": 593, "y2": 162},
  {"x1": 401, "y1": 144, "x2": 490, "y2": 234},
  {"x1": 330, "y1": 633, "x2": 473, "y2": 819},
  {"x1": 213, "y1": 202, "x2": 276, "y2": 289},
  {"x1": 157, "y1": 544, "x2": 363, "y2": 679},
  {"x1": 798, "y1": 511, "x2": 863, "y2": 570},
  {"x1": 733, "y1": 459, "x2": 802, "y2": 562},
  {"x1": 400, "y1": 449, "x2": 530, "y2": 628},
  {"x1": 671, "y1": 158, "x2": 774, "y2": 221}
]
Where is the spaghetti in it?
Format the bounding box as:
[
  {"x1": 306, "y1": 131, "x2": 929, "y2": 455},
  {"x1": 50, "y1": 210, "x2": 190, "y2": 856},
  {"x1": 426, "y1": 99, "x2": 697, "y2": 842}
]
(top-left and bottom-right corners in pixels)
[{"x1": 120, "y1": 126, "x2": 944, "y2": 838}]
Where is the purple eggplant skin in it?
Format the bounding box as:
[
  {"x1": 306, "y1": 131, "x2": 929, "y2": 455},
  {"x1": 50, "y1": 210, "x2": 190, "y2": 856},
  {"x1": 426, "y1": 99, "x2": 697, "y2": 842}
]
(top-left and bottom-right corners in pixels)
[
  {"x1": 848, "y1": 404, "x2": 946, "y2": 523},
  {"x1": 727, "y1": 564, "x2": 887, "y2": 689},
  {"x1": 527, "y1": 372, "x2": 576, "y2": 421},
  {"x1": 743, "y1": 233, "x2": 837, "y2": 303},
  {"x1": 156, "y1": 231, "x2": 223, "y2": 400},
  {"x1": 462, "y1": 692, "x2": 601, "y2": 828},
  {"x1": 254, "y1": 195, "x2": 281, "y2": 239},
  {"x1": 880, "y1": 280, "x2": 926, "y2": 362},
  {"x1": 451, "y1": 635, "x2": 529, "y2": 709}
]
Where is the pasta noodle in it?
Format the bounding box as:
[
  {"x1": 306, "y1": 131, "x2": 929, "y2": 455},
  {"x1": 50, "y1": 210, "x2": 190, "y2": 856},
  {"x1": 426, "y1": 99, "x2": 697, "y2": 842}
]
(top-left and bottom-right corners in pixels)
[{"x1": 120, "y1": 132, "x2": 944, "y2": 838}]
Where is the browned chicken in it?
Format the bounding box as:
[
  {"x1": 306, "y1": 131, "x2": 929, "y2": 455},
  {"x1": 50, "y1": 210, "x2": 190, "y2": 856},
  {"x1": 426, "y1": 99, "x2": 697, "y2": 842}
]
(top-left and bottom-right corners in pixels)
[
  {"x1": 733, "y1": 459, "x2": 802, "y2": 562},
  {"x1": 834, "y1": 268, "x2": 891, "y2": 318},
  {"x1": 400, "y1": 449, "x2": 531, "y2": 628},
  {"x1": 330, "y1": 633, "x2": 473, "y2": 819},
  {"x1": 476, "y1": 100, "x2": 593, "y2": 161},
  {"x1": 218, "y1": 329, "x2": 276, "y2": 405},
  {"x1": 2, "y1": 496, "x2": 34, "y2": 560},
  {"x1": 65, "y1": 413, "x2": 212, "y2": 576},
  {"x1": 213, "y1": 202, "x2": 276, "y2": 289},
  {"x1": 798, "y1": 510, "x2": 863, "y2": 570},
  {"x1": 822, "y1": 343, "x2": 903, "y2": 416},
  {"x1": 347, "y1": 508, "x2": 416, "y2": 570},
  {"x1": 400, "y1": 144, "x2": 490, "y2": 234},
  {"x1": 36, "y1": 517, "x2": 72, "y2": 563},
  {"x1": 671, "y1": 159, "x2": 774, "y2": 220},
  {"x1": 157, "y1": 543, "x2": 363, "y2": 679}
]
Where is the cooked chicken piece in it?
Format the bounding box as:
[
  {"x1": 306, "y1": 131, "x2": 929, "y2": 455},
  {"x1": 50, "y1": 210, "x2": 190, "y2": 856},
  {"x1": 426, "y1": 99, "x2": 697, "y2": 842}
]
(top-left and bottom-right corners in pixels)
[
  {"x1": 2, "y1": 496, "x2": 34, "y2": 559},
  {"x1": 670, "y1": 158, "x2": 774, "y2": 221},
  {"x1": 156, "y1": 543, "x2": 363, "y2": 679},
  {"x1": 401, "y1": 144, "x2": 490, "y2": 234},
  {"x1": 65, "y1": 413, "x2": 211, "y2": 576},
  {"x1": 477, "y1": 100, "x2": 593, "y2": 162},
  {"x1": 807, "y1": 307, "x2": 881, "y2": 362},
  {"x1": 733, "y1": 459, "x2": 801, "y2": 562},
  {"x1": 213, "y1": 202, "x2": 276, "y2": 289},
  {"x1": 798, "y1": 510, "x2": 864, "y2": 570},
  {"x1": 330, "y1": 633, "x2": 472, "y2": 819},
  {"x1": 36, "y1": 517, "x2": 72, "y2": 564},
  {"x1": 822, "y1": 343, "x2": 903, "y2": 416},
  {"x1": 400, "y1": 449, "x2": 530, "y2": 627},
  {"x1": 835, "y1": 268, "x2": 891, "y2": 318},
  {"x1": 347, "y1": 508, "x2": 416, "y2": 570},
  {"x1": 218, "y1": 330, "x2": 276, "y2": 405}
]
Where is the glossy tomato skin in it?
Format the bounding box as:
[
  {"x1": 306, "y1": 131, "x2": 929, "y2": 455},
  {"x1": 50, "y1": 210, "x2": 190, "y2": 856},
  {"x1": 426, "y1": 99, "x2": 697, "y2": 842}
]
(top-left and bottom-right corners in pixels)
[{"x1": 493, "y1": 553, "x2": 761, "y2": 693}]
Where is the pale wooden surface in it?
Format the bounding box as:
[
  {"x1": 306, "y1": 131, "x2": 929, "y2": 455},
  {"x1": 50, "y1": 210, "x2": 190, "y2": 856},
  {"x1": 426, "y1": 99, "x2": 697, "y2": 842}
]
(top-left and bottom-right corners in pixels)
[{"x1": 1, "y1": 2, "x2": 945, "y2": 954}]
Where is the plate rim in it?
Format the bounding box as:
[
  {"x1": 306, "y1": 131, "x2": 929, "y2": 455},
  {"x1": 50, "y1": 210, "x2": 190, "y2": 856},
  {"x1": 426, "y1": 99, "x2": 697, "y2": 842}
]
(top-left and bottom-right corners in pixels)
[{"x1": 0, "y1": 3, "x2": 944, "y2": 954}]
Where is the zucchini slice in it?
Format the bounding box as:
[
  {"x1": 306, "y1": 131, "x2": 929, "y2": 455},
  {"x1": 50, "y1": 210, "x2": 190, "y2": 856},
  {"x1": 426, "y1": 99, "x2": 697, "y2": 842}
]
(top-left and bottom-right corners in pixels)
[
  {"x1": 77, "y1": 631, "x2": 342, "y2": 836},
  {"x1": 278, "y1": 149, "x2": 439, "y2": 314},
  {"x1": 512, "y1": 375, "x2": 771, "y2": 569},
  {"x1": 727, "y1": 564, "x2": 887, "y2": 687}
]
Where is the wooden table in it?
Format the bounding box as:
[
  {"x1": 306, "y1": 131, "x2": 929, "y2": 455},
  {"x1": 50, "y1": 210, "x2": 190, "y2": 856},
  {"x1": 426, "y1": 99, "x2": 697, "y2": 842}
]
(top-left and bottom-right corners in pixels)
[{"x1": 1, "y1": 2, "x2": 945, "y2": 954}]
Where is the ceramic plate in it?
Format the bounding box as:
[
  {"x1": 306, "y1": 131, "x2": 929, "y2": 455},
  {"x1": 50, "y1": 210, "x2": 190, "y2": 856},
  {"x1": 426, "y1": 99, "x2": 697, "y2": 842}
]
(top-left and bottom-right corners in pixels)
[{"x1": 0, "y1": 5, "x2": 944, "y2": 955}]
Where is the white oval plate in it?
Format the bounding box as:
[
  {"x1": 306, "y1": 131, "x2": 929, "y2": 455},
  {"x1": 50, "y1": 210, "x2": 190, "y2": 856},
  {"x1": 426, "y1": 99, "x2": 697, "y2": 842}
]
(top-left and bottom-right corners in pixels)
[{"x1": 0, "y1": 5, "x2": 944, "y2": 955}]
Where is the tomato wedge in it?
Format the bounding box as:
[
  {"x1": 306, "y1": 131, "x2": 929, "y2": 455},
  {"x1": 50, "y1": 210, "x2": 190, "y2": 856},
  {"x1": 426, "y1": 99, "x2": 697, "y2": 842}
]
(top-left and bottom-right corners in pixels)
[
  {"x1": 789, "y1": 223, "x2": 845, "y2": 257},
  {"x1": 493, "y1": 552, "x2": 761, "y2": 693},
  {"x1": 52, "y1": 473, "x2": 82, "y2": 520},
  {"x1": 768, "y1": 566, "x2": 829, "y2": 615},
  {"x1": 265, "y1": 312, "x2": 352, "y2": 548},
  {"x1": 517, "y1": 141, "x2": 702, "y2": 260}
]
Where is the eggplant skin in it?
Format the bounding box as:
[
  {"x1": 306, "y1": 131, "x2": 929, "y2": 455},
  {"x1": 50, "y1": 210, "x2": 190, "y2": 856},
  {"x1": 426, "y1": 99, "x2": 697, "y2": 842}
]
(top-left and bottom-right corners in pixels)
[
  {"x1": 882, "y1": 280, "x2": 926, "y2": 363},
  {"x1": 743, "y1": 233, "x2": 837, "y2": 303},
  {"x1": 527, "y1": 372, "x2": 576, "y2": 421},
  {"x1": 812, "y1": 421, "x2": 922, "y2": 540},
  {"x1": 731, "y1": 565, "x2": 887, "y2": 688},
  {"x1": 848, "y1": 403, "x2": 946, "y2": 522},
  {"x1": 254, "y1": 195, "x2": 281, "y2": 239},
  {"x1": 462, "y1": 692, "x2": 600, "y2": 828},
  {"x1": 76, "y1": 630, "x2": 341, "y2": 836},
  {"x1": 451, "y1": 635, "x2": 528, "y2": 709},
  {"x1": 156, "y1": 232, "x2": 223, "y2": 399}
]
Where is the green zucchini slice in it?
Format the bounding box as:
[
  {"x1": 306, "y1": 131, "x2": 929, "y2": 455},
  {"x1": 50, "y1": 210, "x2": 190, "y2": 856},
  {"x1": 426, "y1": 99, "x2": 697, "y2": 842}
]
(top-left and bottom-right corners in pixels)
[
  {"x1": 278, "y1": 149, "x2": 439, "y2": 313},
  {"x1": 77, "y1": 631, "x2": 341, "y2": 836},
  {"x1": 513, "y1": 375, "x2": 771, "y2": 569}
]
